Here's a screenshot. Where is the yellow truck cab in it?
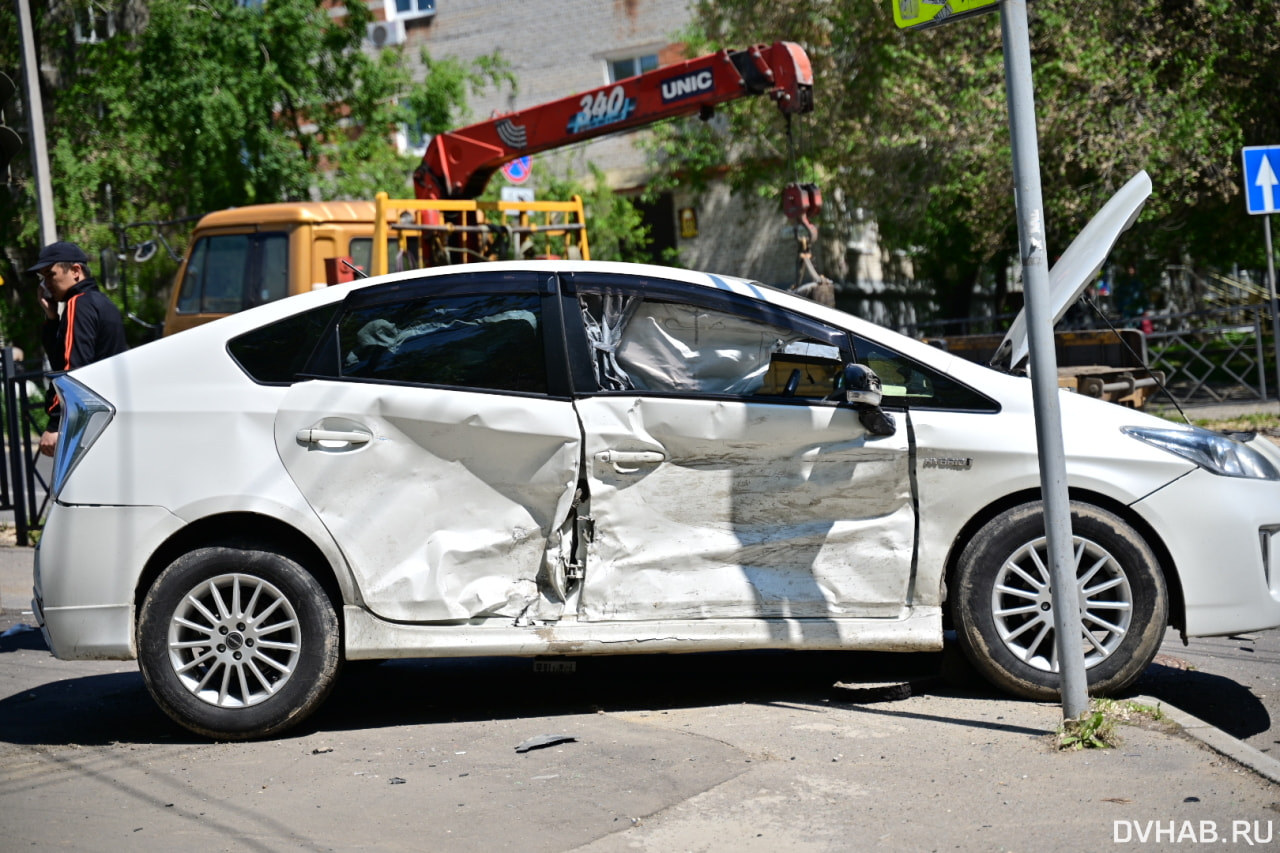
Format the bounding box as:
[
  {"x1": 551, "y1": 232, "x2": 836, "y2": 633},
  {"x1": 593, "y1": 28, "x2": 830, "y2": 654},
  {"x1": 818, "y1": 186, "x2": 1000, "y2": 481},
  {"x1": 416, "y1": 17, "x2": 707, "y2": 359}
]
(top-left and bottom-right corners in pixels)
[
  {"x1": 163, "y1": 196, "x2": 589, "y2": 336},
  {"x1": 163, "y1": 201, "x2": 387, "y2": 336}
]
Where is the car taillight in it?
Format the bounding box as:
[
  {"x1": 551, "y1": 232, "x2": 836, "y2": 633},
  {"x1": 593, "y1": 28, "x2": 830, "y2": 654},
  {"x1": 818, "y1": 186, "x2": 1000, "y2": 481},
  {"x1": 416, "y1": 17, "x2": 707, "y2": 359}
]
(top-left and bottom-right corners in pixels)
[{"x1": 50, "y1": 374, "x2": 115, "y2": 500}]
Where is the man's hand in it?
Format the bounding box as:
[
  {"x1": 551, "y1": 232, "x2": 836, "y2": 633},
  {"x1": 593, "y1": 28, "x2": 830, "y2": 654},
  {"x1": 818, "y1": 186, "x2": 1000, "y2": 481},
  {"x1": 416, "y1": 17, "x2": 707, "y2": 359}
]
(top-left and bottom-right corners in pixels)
[
  {"x1": 39, "y1": 284, "x2": 57, "y2": 320},
  {"x1": 39, "y1": 430, "x2": 58, "y2": 457}
]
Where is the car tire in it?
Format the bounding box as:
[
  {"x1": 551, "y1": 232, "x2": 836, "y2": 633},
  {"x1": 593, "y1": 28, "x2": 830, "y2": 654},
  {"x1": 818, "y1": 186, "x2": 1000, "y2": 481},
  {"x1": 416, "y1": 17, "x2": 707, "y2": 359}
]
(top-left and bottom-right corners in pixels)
[
  {"x1": 137, "y1": 546, "x2": 341, "y2": 740},
  {"x1": 952, "y1": 501, "x2": 1167, "y2": 701}
]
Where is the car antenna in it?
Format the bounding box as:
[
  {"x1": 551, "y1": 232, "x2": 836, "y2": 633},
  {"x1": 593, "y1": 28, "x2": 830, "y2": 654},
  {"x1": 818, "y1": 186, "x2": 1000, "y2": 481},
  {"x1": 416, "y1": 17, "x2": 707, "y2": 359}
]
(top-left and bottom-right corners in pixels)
[
  {"x1": 342, "y1": 258, "x2": 369, "y2": 279},
  {"x1": 1080, "y1": 292, "x2": 1189, "y2": 425}
]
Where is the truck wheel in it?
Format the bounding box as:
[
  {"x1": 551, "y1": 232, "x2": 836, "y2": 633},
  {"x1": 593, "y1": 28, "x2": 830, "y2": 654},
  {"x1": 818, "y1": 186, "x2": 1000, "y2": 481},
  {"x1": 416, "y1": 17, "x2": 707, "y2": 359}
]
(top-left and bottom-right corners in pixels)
[
  {"x1": 137, "y1": 546, "x2": 340, "y2": 740},
  {"x1": 952, "y1": 502, "x2": 1167, "y2": 701}
]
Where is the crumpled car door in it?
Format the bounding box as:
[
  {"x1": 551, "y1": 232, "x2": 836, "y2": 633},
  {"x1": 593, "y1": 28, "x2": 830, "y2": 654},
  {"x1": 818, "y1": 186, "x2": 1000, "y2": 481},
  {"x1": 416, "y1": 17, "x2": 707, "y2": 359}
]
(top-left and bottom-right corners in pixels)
[
  {"x1": 571, "y1": 292, "x2": 916, "y2": 622},
  {"x1": 274, "y1": 283, "x2": 581, "y2": 624}
]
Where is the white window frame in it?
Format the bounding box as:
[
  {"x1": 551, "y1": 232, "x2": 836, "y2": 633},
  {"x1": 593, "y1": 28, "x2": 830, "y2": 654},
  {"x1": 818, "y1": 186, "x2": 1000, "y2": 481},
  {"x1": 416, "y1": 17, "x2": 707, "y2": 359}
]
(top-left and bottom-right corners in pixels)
[{"x1": 385, "y1": 0, "x2": 436, "y2": 23}]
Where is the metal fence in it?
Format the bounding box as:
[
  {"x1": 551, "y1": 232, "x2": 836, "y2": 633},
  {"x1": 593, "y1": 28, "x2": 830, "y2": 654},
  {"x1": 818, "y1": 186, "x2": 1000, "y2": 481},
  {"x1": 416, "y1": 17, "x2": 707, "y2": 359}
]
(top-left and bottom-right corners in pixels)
[
  {"x1": 1, "y1": 347, "x2": 52, "y2": 545},
  {"x1": 903, "y1": 303, "x2": 1278, "y2": 409},
  {"x1": 1141, "y1": 304, "x2": 1273, "y2": 406}
]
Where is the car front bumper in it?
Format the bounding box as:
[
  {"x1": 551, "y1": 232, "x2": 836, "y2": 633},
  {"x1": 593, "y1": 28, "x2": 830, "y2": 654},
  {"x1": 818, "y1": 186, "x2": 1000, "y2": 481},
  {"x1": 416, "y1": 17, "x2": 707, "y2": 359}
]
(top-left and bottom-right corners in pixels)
[{"x1": 1135, "y1": 467, "x2": 1280, "y2": 637}]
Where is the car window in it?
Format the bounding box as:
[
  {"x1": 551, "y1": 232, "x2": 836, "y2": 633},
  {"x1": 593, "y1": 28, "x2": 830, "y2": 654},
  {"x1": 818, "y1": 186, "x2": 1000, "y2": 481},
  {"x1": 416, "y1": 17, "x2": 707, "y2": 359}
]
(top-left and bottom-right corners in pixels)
[
  {"x1": 337, "y1": 291, "x2": 546, "y2": 394},
  {"x1": 578, "y1": 291, "x2": 847, "y2": 399},
  {"x1": 227, "y1": 302, "x2": 341, "y2": 385},
  {"x1": 852, "y1": 333, "x2": 998, "y2": 411}
]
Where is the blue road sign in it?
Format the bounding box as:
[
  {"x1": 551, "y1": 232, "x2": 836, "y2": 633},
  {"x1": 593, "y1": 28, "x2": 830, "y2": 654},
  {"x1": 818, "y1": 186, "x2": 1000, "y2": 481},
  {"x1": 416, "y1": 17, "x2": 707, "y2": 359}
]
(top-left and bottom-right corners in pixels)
[{"x1": 1243, "y1": 146, "x2": 1280, "y2": 215}]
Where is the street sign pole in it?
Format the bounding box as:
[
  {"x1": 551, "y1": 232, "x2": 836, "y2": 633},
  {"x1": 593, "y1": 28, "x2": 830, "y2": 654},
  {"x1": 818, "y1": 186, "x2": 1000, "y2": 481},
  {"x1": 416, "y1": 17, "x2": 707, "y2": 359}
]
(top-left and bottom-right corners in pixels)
[
  {"x1": 1266, "y1": 215, "x2": 1279, "y2": 399},
  {"x1": 999, "y1": 0, "x2": 1089, "y2": 718},
  {"x1": 1242, "y1": 146, "x2": 1280, "y2": 401}
]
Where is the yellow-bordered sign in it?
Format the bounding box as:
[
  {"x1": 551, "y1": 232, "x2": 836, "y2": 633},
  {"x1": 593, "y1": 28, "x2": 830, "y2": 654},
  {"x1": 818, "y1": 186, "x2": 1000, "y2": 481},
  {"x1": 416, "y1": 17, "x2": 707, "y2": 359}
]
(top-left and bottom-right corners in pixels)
[{"x1": 893, "y1": 0, "x2": 1001, "y2": 30}]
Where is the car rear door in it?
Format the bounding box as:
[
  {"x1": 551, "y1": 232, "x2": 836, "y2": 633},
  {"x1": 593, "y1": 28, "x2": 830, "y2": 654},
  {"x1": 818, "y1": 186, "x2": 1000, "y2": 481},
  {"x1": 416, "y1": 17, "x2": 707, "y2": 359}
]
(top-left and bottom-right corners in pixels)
[
  {"x1": 273, "y1": 271, "x2": 582, "y2": 623},
  {"x1": 563, "y1": 273, "x2": 917, "y2": 622}
]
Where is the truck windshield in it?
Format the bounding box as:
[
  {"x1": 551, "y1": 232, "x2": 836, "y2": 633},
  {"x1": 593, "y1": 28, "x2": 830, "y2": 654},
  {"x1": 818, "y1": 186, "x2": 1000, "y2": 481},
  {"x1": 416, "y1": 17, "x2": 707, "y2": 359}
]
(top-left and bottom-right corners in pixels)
[{"x1": 176, "y1": 232, "x2": 288, "y2": 314}]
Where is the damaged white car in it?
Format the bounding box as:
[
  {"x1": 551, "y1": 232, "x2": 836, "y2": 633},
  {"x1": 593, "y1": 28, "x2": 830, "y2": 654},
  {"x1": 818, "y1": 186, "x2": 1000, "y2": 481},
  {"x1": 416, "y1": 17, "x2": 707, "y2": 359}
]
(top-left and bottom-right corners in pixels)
[{"x1": 34, "y1": 172, "x2": 1280, "y2": 739}]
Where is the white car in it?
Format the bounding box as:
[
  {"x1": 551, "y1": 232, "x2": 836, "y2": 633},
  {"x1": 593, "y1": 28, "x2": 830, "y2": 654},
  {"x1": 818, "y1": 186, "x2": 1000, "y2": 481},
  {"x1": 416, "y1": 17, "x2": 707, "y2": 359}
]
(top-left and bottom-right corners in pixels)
[{"x1": 33, "y1": 174, "x2": 1280, "y2": 739}]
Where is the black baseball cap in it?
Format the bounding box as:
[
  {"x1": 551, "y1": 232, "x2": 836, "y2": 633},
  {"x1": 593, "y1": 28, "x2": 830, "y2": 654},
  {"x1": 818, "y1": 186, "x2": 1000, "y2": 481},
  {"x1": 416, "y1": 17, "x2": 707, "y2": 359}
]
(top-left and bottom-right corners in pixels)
[{"x1": 27, "y1": 241, "x2": 90, "y2": 273}]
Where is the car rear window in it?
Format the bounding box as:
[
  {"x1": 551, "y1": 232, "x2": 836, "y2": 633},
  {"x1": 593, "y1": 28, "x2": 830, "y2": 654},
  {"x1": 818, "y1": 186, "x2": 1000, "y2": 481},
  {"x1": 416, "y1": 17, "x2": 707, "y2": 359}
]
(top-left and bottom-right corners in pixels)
[{"x1": 227, "y1": 303, "x2": 341, "y2": 384}]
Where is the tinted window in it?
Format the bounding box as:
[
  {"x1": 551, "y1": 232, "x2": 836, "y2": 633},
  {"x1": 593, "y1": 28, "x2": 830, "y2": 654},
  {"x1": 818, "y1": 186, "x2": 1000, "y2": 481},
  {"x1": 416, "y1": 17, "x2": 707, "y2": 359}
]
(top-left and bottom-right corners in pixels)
[
  {"x1": 853, "y1": 334, "x2": 997, "y2": 411},
  {"x1": 338, "y1": 292, "x2": 545, "y2": 393},
  {"x1": 228, "y1": 303, "x2": 340, "y2": 384}
]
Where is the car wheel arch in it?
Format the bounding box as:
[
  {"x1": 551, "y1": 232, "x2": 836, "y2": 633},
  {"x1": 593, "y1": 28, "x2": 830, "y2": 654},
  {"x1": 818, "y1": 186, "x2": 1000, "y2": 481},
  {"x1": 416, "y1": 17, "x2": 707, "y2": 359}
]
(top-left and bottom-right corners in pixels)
[
  {"x1": 941, "y1": 486, "x2": 1184, "y2": 634},
  {"x1": 135, "y1": 513, "x2": 349, "y2": 624}
]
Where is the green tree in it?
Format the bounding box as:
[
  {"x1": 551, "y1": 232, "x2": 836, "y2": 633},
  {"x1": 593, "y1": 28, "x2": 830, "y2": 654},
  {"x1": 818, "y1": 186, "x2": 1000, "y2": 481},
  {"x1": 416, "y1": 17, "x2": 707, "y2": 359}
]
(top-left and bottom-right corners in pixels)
[
  {"x1": 0, "y1": 0, "x2": 511, "y2": 352},
  {"x1": 648, "y1": 0, "x2": 1280, "y2": 323}
]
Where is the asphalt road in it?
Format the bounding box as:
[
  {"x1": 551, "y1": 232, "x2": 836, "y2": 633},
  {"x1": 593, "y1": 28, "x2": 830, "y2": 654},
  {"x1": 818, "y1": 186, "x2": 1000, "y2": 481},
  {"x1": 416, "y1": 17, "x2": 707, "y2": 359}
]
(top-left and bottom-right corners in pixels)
[
  {"x1": 2, "y1": 603, "x2": 1279, "y2": 852},
  {"x1": 1134, "y1": 627, "x2": 1280, "y2": 758}
]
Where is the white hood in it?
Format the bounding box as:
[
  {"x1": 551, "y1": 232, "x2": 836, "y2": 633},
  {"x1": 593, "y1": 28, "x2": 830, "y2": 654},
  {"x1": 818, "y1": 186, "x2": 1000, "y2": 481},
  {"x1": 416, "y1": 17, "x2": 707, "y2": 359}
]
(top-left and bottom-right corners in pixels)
[{"x1": 989, "y1": 170, "x2": 1152, "y2": 372}]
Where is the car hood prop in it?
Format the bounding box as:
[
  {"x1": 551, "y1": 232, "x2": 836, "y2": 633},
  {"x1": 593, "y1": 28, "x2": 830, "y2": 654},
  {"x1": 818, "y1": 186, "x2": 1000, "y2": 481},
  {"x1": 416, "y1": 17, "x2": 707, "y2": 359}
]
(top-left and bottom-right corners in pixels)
[{"x1": 989, "y1": 170, "x2": 1152, "y2": 373}]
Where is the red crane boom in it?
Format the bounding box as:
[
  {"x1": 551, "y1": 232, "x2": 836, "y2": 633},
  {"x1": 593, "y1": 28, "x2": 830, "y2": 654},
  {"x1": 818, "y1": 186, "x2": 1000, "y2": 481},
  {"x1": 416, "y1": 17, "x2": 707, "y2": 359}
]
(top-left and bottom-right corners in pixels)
[{"x1": 413, "y1": 42, "x2": 813, "y2": 201}]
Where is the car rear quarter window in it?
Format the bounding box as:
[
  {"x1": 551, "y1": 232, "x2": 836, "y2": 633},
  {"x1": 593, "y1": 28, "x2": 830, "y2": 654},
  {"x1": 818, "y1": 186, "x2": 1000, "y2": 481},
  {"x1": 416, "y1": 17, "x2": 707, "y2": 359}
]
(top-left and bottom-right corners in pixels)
[
  {"x1": 337, "y1": 291, "x2": 546, "y2": 394},
  {"x1": 228, "y1": 303, "x2": 341, "y2": 384}
]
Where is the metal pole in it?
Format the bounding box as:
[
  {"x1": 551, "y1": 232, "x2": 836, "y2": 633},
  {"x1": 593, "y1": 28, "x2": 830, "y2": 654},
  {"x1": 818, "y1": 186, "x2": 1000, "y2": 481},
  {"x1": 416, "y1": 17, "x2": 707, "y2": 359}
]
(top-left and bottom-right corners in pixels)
[
  {"x1": 1264, "y1": 215, "x2": 1279, "y2": 400},
  {"x1": 1000, "y1": 0, "x2": 1088, "y2": 718},
  {"x1": 15, "y1": 0, "x2": 58, "y2": 244}
]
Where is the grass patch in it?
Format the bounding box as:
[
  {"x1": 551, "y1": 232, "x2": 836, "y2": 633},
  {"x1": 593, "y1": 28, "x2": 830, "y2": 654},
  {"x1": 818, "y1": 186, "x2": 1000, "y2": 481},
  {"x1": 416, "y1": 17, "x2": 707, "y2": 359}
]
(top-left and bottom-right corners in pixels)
[{"x1": 1056, "y1": 698, "x2": 1165, "y2": 751}]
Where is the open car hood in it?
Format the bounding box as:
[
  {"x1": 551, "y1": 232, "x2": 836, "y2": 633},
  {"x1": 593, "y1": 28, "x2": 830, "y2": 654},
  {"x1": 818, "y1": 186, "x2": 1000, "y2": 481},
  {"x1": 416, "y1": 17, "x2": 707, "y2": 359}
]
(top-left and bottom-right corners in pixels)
[{"x1": 989, "y1": 170, "x2": 1152, "y2": 372}]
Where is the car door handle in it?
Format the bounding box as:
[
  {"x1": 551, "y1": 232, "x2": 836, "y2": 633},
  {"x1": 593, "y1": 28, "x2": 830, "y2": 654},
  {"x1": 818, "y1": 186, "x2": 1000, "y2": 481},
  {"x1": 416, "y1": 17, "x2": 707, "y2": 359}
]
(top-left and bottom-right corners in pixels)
[
  {"x1": 595, "y1": 450, "x2": 665, "y2": 473},
  {"x1": 296, "y1": 428, "x2": 373, "y2": 446}
]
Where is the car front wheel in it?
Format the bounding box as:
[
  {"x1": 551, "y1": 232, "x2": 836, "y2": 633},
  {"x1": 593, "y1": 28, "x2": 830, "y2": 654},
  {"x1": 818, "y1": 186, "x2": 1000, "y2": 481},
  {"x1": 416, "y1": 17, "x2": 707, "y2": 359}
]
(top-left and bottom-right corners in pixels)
[
  {"x1": 952, "y1": 501, "x2": 1168, "y2": 701},
  {"x1": 137, "y1": 546, "x2": 341, "y2": 740}
]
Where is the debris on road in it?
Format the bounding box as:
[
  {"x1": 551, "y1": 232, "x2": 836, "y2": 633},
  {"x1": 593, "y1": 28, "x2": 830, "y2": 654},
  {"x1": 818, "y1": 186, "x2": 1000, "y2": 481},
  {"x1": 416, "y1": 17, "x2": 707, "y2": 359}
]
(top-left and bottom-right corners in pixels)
[{"x1": 515, "y1": 734, "x2": 577, "y2": 753}]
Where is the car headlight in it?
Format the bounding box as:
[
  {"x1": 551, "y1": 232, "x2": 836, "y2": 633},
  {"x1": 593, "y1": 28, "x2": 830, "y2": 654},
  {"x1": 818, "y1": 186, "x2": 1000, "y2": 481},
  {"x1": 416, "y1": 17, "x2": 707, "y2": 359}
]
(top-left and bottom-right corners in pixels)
[
  {"x1": 1122, "y1": 425, "x2": 1280, "y2": 480},
  {"x1": 50, "y1": 374, "x2": 115, "y2": 500}
]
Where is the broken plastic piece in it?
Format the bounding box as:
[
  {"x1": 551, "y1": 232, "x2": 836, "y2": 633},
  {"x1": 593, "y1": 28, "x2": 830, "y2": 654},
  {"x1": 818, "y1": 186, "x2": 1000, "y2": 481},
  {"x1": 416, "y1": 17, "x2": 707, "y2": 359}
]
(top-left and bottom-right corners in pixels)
[{"x1": 515, "y1": 734, "x2": 578, "y2": 753}]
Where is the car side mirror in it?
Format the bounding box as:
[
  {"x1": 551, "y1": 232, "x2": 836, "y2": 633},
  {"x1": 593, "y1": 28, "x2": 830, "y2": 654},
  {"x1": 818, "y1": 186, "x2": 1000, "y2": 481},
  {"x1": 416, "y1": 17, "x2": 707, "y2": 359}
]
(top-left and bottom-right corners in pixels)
[{"x1": 831, "y1": 363, "x2": 897, "y2": 437}]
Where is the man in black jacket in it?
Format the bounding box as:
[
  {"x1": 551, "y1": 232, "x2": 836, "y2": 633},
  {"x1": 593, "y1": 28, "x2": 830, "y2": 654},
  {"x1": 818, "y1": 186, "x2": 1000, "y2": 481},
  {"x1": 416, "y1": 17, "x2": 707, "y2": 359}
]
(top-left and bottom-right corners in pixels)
[{"x1": 27, "y1": 241, "x2": 127, "y2": 457}]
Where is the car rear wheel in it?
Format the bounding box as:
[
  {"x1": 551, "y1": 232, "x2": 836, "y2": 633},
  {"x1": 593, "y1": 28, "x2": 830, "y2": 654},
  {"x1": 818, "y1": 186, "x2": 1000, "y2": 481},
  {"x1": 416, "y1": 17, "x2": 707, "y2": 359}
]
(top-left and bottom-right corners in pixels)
[
  {"x1": 952, "y1": 501, "x2": 1167, "y2": 701},
  {"x1": 137, "y1": 546, "x2": 341, "y2": 740}
]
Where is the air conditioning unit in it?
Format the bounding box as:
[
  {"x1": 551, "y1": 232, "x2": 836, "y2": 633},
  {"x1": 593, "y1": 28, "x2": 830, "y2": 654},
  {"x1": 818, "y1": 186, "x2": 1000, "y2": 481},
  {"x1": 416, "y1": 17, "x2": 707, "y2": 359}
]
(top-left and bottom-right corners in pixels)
[{"x1": 367, "y1": 19, "x2": 407, "y2": 48}]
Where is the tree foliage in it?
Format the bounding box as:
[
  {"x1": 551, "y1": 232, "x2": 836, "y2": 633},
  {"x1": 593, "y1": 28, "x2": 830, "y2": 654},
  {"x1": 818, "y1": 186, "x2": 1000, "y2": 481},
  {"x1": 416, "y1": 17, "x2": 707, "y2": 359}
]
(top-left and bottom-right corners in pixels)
[
  {"x1": 0, "y1": 0, "x2": 512, "y2": 351},
  {"x1": 648, "y1": 0, "x2": 1280, "y2": 321}
]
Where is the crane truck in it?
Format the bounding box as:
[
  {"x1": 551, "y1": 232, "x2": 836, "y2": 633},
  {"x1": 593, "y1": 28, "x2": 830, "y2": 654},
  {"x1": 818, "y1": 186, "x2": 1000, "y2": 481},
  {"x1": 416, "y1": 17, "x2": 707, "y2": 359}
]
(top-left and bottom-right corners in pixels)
[{"x1": 162, "y1": 42, "x2": 814, "y2": 335}]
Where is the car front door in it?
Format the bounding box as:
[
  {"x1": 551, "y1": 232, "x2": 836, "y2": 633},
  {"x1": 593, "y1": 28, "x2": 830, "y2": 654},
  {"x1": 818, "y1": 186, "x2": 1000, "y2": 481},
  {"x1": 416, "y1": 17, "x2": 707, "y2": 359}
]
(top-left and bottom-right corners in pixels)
[
  {"x1": 273, "y1": 272, "x2": 582, "y2": 623},
  {"x1": 564, "y1": 274, "x2": 916, "y2": 623}
]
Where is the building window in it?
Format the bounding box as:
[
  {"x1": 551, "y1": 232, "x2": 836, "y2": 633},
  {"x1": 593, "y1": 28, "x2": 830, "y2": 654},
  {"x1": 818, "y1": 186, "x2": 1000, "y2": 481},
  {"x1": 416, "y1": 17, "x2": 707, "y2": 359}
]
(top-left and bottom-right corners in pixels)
[
  {"x1": 389, "y1": 0, "x2": 436, "y2": 21},
  {"x1": 74, "y1": 3, "x2": 116, "y2": 44},
  {"x1": 608, "y1": 53, "x2": 659, "y2": 83}
]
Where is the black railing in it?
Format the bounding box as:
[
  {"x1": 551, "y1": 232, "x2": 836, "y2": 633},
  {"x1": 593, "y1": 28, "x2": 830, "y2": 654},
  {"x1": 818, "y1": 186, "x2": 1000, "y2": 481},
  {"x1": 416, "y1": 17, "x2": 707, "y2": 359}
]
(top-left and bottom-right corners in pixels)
[{"x1": 1, "y1": 347, "x2": 52, "y2": 546}]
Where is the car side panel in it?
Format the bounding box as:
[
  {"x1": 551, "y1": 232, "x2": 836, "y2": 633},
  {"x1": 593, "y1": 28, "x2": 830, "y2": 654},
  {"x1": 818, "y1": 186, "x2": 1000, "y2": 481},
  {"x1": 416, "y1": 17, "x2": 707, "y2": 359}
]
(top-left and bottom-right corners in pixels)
[
  {"x1": 274, "y1": 381, "x2": 581, "y2": 623},
  {"x1": 575, "y1": 395, "x2": 915, "y2": 620}
]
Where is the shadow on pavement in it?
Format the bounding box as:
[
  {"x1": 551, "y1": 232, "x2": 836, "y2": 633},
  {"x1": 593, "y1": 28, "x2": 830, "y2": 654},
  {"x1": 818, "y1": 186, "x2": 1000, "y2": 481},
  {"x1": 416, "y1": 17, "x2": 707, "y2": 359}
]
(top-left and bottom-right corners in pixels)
[
  {"x1": 1130, "y1": 661, "x2": 1272, "y2": 741},
  {"x1": 0, "y1": 671, "x2": 185, "y2": 746},
  {"x1": 4, "y1": 647, "x2": 1266, "y2": 746},
  {"x1": 1, "y1": 649, "x2": 946, "y2": 745}
]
